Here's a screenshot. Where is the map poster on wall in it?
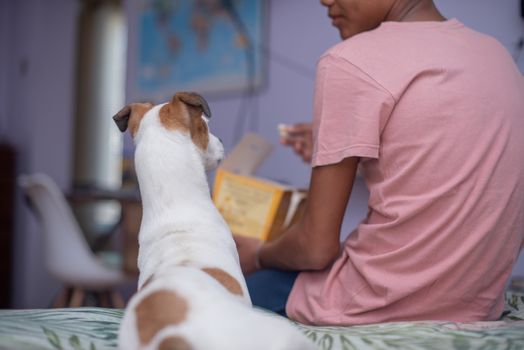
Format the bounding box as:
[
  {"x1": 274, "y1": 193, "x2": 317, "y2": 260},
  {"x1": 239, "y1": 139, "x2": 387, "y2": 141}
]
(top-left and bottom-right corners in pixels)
[{"x1": 126, "y1": 0, "x2": 266, "y2": 102}]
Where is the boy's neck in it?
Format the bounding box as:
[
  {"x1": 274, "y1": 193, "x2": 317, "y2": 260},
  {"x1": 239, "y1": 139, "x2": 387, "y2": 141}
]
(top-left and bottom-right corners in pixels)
[{"x1": 386, "y1": 0, "x2": 446, "y2": 23}]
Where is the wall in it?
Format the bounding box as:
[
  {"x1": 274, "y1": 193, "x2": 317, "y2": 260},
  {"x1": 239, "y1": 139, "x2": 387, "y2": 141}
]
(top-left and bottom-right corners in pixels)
[
  {"x1": 0, "y1": 0, "x2": 9, "y2": 141},
  {"x1": 3, "y1": 0, "x2": 524, "y2": 308},
  {"x1": 3, "y1": 0, "x2": 78, "y2": 308}
]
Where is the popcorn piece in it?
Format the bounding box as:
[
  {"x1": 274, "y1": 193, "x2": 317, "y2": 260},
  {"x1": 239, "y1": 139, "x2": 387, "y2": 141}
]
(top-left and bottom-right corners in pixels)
[{"x1": 278, "y1": 124, "x2": 289, "y2": 138}]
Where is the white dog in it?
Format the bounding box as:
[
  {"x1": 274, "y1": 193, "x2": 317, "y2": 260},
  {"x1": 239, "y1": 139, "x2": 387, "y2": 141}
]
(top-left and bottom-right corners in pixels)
[{"x1": 113, "y1": 92, "x2": 315, "y2": 350}]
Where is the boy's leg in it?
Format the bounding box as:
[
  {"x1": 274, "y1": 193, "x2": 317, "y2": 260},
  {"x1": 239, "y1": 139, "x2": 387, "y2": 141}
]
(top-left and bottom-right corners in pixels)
[{"x1": 245, "y1": 269, "x2": 299, "y2": 317}]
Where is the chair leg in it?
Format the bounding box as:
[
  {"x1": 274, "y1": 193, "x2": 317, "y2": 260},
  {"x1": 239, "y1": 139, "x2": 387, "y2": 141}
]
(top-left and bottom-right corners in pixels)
[
  {"x1": 52, "y1": 287, "x2": 71, "y2": 308},
  {"x1": 110, "y1": 290, "x2": 126, "y2": 308},
  {"x1": 98, "y1": 291, "x2": 111, "y2": 308},
  {"x1": 69, "y1": 288, "x2": 85, "y2": 307}
]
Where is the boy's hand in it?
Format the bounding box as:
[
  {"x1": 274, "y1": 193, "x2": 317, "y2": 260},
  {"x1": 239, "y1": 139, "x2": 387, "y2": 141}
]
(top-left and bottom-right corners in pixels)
[
  {"x1": 279, "y1": 123, "x2": 313, "y2": 163},
  {"x1": 233, "y1": 234, "x2": 263, "y2": 276}
]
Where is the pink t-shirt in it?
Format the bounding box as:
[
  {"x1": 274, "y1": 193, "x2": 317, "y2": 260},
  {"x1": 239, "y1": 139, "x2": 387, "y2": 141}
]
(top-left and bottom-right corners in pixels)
[{"x1": 286, "y1": 19, "x2": 524, "y2": 325}]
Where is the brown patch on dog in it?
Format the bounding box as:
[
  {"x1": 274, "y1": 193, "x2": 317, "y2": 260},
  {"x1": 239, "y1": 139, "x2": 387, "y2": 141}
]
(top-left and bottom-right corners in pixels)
[
  {"x1": 158, "y1": 336, "x2": 193, "y2": 350},
  {"x1": 202, "y1": 267, "x2": 243, "y2": 296},
  {"x1": 136, "y1": 290, "x2": 188, "y2": 344},
  {"x1": 160, "y1": 93, "x2": 210, "y2": 152},
  {"x1": 159, "y1": 102, "x2": 189, "y2": 133},
  {"x1": 128, "y1": 103, "x2": 153, "y2": 138},
  {"x1": 113, "y1": 103, "x2": 153, "y2": 137},
  {"x1": 189, "y1": 116, "x2": 209, "y2": 151},
  {"x1": 176, "y1": 93, "x2": 210, "y2": 151}
]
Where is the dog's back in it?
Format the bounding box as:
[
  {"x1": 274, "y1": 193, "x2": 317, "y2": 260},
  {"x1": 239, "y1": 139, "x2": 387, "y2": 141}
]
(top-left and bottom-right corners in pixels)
[{"x1": 120, "y1": 268, "x2": 314, "y2": 350}]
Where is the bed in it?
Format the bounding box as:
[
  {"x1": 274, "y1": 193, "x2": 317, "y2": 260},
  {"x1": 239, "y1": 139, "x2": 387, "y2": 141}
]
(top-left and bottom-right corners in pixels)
[{"x1": 0, "y1": 290, "x2": 523, "y2": 350}]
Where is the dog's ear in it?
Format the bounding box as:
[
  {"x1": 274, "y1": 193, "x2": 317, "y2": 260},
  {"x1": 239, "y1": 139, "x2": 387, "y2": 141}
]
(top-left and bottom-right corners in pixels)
[
  {"x1": 113, "y1": 103, "x2": 154, "y2": 136},
  {"x1": 175, "y1": 92, "x2": 211, "y2": 118},
  {"x1": 113, "y1": 105, "x2": 132, "y2": 132}
]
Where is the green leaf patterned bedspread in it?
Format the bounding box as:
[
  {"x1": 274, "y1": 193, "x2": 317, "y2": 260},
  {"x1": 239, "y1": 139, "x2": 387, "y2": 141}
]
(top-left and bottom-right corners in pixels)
[{"x1": 0, "y1": 292, "x2": 523, "y2": 350}]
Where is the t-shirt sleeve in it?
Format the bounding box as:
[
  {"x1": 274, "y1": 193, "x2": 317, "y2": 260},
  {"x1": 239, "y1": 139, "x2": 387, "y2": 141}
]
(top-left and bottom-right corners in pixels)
[{"x1": 311, "y1": 53, "x2": 396, "y2": 167}]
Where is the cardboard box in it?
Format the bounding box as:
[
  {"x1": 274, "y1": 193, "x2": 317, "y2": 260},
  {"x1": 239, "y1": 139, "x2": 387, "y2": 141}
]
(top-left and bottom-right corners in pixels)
[{"x1": 213, "y1": 134, "x2": 307, "y2": 241}]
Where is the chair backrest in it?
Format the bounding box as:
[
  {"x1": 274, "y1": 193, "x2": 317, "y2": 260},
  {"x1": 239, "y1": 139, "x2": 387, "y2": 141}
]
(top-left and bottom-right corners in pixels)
[{"x1": 18, "y1": 173, "x2": 104, "y2": 283}]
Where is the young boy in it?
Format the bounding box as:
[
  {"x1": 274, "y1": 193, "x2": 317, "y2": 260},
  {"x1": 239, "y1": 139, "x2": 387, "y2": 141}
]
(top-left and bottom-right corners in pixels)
[{"x1": 235, "y1": 0, "x2": 524, "y2": 325}]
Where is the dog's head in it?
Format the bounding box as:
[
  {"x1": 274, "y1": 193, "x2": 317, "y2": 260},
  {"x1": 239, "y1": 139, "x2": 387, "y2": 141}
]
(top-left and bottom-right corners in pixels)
[{"x1": 113, "y1": 92, "x2": 224, "y2": 171}]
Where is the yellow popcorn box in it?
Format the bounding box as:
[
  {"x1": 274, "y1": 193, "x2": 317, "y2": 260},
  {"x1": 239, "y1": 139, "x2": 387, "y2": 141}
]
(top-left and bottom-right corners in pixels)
[{"x1": 213, "y1": 133, "x2": 307, "y2": 241}]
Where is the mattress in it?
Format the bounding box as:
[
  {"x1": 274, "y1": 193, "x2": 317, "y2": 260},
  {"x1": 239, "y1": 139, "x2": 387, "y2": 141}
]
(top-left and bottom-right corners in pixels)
[{"x1": 0, "y1": 291, "x2": 522, "y2": 350}]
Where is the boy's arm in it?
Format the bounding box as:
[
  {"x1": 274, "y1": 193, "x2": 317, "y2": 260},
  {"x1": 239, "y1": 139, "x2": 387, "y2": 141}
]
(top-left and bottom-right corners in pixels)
[{"x1": 258, "y1": 156, "x2": 358, "y2": 271}]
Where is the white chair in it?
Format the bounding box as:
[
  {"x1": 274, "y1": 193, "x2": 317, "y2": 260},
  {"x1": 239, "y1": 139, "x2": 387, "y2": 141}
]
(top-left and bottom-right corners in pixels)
[{"x1": 18, "y1": 173, "x2": 131, "y2": 308}]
